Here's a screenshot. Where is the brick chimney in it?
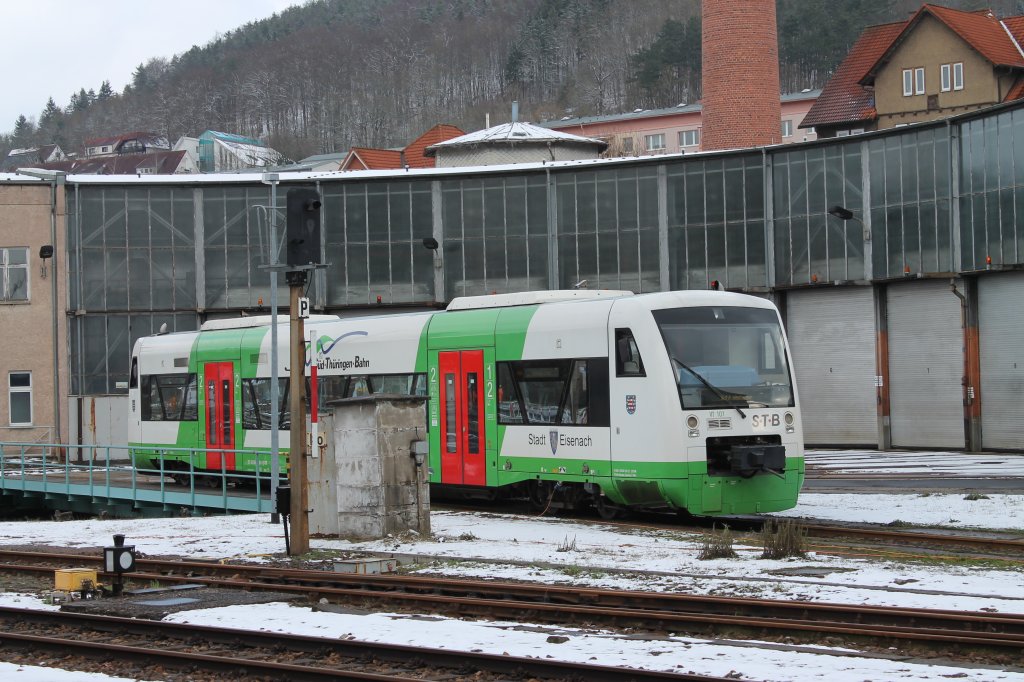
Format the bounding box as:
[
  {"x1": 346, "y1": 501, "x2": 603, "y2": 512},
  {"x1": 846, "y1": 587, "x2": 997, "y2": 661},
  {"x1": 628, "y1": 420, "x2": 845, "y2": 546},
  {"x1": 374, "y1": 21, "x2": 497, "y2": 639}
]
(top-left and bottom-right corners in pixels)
[{"x1": 701, "y1": 0, "x2": 782, "y2": 151}]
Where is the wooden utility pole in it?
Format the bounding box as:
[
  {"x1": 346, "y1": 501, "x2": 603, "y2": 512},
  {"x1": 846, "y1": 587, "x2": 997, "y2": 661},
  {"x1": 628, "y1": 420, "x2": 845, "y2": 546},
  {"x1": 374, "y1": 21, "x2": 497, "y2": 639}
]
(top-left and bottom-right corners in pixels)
[{"x1": 286, "y1": 270, "x2": 309, "y2": 555}]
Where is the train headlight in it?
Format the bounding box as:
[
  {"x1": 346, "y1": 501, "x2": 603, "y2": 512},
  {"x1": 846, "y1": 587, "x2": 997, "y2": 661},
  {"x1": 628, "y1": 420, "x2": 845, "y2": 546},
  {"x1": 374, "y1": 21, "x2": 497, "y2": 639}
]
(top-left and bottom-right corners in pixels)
[
  {"x1": 686, "y1": 415, "x2": 699, "y2": 438},
  {"x1": 785, "y1": 412, "x2": 795, "y2": 433}
]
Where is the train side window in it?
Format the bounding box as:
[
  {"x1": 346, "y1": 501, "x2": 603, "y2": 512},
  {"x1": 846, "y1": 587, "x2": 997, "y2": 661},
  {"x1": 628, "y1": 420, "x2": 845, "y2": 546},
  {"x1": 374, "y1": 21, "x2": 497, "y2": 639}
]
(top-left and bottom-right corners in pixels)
[
  {"x1": 615, "y1": 329, "x2": 645, "y2": 377},
  {"x1": 141, "y1": 373, "x2": 197, "y2": 422},
  {"x1": 241, "y1": 378, "x2": 289, "y2": 430},
  {"x1": 560, "y1": 361, "x2": 589, "y2": 424},
  {"x1": 496, "y1": 362, "x2": 524, "y2": 424}
]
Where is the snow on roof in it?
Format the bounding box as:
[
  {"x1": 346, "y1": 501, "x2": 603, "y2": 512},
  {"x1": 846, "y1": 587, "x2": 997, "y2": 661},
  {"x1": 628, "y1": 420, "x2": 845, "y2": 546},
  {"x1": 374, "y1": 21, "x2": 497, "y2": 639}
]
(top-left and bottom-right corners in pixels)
[
  {"x1": 215, "y1": 137, "x2": 283, "y2": 167},
  {"x1": 425, "y1": 121, "x2": 606, "y2": 156}
]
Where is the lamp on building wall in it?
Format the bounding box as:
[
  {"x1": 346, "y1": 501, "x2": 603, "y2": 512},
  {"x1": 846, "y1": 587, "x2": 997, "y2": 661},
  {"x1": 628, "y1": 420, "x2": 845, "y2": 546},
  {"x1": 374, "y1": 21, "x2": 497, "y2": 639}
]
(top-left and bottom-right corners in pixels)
[
  {"x1": 828, "y1": 204, "x2": 870, "y2": 242},
  {"x1": 39, "y1": 244, "x2": 53, "y2": 279},
  {"x1": 422, "y1": 237, "x2": 439, "y2": 250}
]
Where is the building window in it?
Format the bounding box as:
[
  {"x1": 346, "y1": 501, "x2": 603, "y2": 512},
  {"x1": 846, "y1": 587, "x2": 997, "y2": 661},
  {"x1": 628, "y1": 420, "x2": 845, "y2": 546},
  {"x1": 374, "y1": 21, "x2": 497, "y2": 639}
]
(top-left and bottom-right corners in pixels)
[
  {"x1": 1, "y1": 247, "x2": 29, "y2": 302},
  {"x1": 781, "y1": 120, "x2": 794, "y2": 138},
  {"x1": 622, "y1": 137, "x2": 634, "y2": 153},
  {"x1": 941, "y1": 63, "x2": 951, "y2": 92},
  {"x1": 9, "y1": 372, "x2": 31, "y2": 426},
  {"x1": 644, "y1": 133, "x2": 666, "y2": 152},
  {"x1": 678, "y1": 129, "x2": 700, "y2": 148},
  {"x1": 902, "y1": 69, "x2": 913, "y2": 96},
  {"x1": 915, "y1": 67, "x2": 925, "y2": 95},
  {"x1": 953, "y1": 62, "x2": 963, "y2": 90}
]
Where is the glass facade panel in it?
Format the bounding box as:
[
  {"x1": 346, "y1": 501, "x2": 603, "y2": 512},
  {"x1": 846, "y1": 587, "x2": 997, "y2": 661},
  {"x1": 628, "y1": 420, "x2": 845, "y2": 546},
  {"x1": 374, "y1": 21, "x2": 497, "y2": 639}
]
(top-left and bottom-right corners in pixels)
[{"x1": 59, "y1": 101, "x2": 1024, "y2": 393}]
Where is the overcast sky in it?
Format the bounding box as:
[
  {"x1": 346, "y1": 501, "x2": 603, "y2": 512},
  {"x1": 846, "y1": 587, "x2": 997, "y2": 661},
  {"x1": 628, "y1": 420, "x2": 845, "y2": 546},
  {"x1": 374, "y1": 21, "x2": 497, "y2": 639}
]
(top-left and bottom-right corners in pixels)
[{"x1": 0, "y1": 0, "x2": 300, "y2": 133}]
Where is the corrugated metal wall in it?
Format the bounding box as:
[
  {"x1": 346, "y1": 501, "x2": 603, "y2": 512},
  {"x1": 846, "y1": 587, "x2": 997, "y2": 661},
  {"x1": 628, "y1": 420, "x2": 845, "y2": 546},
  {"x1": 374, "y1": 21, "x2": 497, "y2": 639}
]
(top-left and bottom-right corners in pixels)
[
  {"x1": 786, "y1": 287, "x2": 877, "y2": 445},
  {"x1": 979, "y1": 272, "x2": 1024, "y2": 449},
  {"x1": 887, "y1": 281, "x2": 965, "y2": 448}
]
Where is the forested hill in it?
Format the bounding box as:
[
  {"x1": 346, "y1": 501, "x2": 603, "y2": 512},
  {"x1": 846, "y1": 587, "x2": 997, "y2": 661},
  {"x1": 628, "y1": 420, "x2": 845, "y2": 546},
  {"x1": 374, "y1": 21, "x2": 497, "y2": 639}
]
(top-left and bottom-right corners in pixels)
[{"x1": 5, "y1": 0, "x2": 1024, "y2": 162}]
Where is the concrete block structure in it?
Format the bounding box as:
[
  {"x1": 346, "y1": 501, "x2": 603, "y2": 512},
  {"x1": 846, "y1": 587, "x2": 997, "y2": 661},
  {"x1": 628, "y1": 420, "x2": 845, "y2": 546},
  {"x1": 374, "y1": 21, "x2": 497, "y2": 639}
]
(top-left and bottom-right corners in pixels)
[{"x1": 325, "y1": 396, "x2": 430, "y2": 540}]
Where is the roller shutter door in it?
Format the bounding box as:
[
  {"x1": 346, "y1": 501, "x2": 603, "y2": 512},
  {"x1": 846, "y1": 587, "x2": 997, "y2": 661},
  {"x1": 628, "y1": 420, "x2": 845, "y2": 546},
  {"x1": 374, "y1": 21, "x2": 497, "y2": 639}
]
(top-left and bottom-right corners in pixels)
[
  {"x1": 887, "y1": 280, "x2": 964, "y2": 448},
  {"x1": 979, "y1": 273, "x2": 1024, "y2": 449},
  {"x1": 786, "y1": 288, "x2": 877, "y2": 445}
]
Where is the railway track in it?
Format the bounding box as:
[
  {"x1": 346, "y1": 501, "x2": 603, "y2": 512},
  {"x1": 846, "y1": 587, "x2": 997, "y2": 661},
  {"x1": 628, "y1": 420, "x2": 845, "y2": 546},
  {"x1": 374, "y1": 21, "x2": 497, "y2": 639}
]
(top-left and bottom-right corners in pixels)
[
  {"x1": 434, "y1": 501, "x2": 1024, "y2": 559},
  {"x1": 0, "y1": 549, "x2": 1021, "y2": 659},
  {"x1": 0, "y1": 605, "x2": 716, "y2": 682}
]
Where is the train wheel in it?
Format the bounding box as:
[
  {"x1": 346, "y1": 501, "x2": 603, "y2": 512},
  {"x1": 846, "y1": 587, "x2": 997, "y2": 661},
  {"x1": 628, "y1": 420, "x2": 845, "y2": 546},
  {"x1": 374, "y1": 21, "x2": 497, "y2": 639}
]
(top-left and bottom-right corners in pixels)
[
  {"x1": 528, "y1": 480, "x2": 554, "y2": 512},
  {"x1": 594, "y1": 495, "x2": 624, "y2": 520}
]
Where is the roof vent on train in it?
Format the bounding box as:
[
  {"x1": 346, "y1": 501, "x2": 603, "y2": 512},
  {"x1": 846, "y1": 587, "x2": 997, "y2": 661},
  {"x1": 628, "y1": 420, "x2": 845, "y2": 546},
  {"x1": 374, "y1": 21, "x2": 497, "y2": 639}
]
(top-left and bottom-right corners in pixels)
[{"x1": 446, "y1": 290, "x2": 633, "y2": 311}]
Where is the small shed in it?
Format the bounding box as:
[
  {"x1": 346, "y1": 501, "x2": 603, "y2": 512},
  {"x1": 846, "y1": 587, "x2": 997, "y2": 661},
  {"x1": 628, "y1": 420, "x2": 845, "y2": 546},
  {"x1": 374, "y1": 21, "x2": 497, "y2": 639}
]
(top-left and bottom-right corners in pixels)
[{"x1": 425, "y1": 121, "x2": 606, "y2": 167}]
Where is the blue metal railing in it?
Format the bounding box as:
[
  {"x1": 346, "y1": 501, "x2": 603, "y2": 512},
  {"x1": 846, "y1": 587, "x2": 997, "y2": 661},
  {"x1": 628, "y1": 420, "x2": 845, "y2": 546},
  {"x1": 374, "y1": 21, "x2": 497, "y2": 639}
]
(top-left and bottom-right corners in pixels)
[{"x1": 0, "y1": 442, "x2": 277, "y2": 515}]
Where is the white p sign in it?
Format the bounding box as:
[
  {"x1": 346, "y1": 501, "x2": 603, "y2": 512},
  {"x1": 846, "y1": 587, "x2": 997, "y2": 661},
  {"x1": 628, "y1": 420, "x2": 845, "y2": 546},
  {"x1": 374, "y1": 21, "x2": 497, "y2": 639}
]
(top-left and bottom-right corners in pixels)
[{"x1": 298, "y1": 297, "x2": 310, "y2": 319}]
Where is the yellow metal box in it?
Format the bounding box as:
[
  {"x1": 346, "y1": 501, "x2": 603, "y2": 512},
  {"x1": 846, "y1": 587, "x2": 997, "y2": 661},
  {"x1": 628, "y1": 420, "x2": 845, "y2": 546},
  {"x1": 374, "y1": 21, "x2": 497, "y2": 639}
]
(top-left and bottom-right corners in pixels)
[{"x1": 55, "y1": 568, "x2": 98, "y2": 591}]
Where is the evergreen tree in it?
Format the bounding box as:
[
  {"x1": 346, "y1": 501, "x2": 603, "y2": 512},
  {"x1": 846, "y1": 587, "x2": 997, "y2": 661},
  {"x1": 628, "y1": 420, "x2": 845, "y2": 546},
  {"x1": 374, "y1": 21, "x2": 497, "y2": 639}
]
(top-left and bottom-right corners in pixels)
[
  {"x1": 97, "y1": 80, "x2": 113, "y2": 101},
  {"x1": 12, "y1": 115, "x2": 34, "y2": 147}
]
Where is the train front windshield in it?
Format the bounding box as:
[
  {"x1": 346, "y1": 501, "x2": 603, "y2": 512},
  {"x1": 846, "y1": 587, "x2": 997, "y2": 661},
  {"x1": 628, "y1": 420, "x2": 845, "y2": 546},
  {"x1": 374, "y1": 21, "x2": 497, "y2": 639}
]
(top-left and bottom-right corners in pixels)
[{"x1": 652, "y1": 306, "x2": 795, "y2": 409}]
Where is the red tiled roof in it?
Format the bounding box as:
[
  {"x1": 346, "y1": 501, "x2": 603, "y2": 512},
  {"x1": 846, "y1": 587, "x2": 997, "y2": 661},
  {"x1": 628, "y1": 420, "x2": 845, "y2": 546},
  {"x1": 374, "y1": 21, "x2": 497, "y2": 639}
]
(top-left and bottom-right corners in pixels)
[
  {"x1": 36, "y1": 150, "x2": 187, "y2": 175},
  {"x1": 403, "y1": 124, "x2": 464, "y2": 168},
  {"x1": 83, "y1": 131, "x2": 161, "y2": 147},
  {"x1": 800, "y1": 21, "x2": 906, "y2": 129},
  {"x1": 1004, "y1": 75, "x2": 1024, "y2": 101},
  {"x1": 340, "y1": 125, "x2": 464, "y2": 171},
  {"x1": 803, "y1": 5, "x2": 1024, "y2": 130},
  {"x1": 922, "y1": 5, "x2": 1024, "y2": 68},
  {"x1": 341, "y1": 147, "x2": 402, "y2": 170}
]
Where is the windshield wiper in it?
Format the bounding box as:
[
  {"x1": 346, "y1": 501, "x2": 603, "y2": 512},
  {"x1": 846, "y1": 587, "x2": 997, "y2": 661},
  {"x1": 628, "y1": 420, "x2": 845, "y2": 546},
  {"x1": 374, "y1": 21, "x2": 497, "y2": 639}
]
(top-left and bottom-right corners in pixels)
[{"x1": 671, "y1": 356, "x2": 747, "y2": 419}]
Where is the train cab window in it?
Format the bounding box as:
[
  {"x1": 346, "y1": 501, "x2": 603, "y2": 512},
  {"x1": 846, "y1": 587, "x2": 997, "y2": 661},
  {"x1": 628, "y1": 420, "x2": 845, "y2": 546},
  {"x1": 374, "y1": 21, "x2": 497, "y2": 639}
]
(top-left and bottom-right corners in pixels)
[
  {"x1": 615, "y1": 329, "x2": 645, "y2": 377},
  {"x1": 129, "y1": 358, "x2": 138, "y2": 389}
]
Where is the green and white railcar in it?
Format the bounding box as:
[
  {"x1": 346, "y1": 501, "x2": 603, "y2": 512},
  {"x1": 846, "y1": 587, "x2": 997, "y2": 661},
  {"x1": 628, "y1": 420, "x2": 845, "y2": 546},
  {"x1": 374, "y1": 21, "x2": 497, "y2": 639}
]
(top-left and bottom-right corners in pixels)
[{"x1": 130, "y1": 290, "x2": 804, "y2": 516}]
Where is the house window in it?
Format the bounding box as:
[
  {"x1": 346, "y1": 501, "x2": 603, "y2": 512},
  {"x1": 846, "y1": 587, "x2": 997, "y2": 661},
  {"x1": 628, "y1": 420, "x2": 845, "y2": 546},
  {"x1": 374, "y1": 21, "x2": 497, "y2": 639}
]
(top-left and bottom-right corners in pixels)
[
  {"x1": 622, "y1": 137, "x2": 634, "y2": 153},
  {"x1": 902, "y1": 69, "x2": 913, "y2": 96},
  {"x1": 781, "y1": 120, "x2": 794, "y2": 138},
  {"x1": 941, "y1": 64, "x2": 951, "y2": 92},
  {"x1": 953, "y1": 62, "x2": 963, "y2": 90},
  {"x1": 644, "y1": 133, "x2": 665, "y2": 152},
  {"x1": 101, "y1": 146, "x2": 109, "y2": 153},
  {"x1": 9, "y1": 372, "x2": 31, "y2": 426},
  {"x1": 1, "y1": 247, "x2": 29, "y2": 302},
  {"x1": 914, "y1": 67, "x2": 925, "y2": 95},
  {"x1": 678, "y1": 129, "x2": 700, "y2": 147}
]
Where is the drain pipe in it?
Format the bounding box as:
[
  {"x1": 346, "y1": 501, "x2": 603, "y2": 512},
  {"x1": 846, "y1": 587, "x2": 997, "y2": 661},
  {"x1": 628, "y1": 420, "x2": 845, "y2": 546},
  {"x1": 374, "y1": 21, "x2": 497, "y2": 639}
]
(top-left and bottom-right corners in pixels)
[{"x1": 950, "y1": 278, "x2": 981, "y2": 450}]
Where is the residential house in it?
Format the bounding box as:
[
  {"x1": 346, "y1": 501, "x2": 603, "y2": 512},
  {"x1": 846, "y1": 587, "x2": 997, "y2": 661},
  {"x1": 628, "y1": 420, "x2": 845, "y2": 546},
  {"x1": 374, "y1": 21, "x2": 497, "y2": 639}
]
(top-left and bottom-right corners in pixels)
[
  {"x1": 802, "y1": 4, "x2": 1024, "y2": 137},
  {"x1": 84, "y1": 132, "x2": 169, "y2": 157},
  {"x1": 541, "y1": 91, "x2": 819, "y2": 156},
  {"x1": 1, "y1": 145, "x2": 66, "y2": 172}
]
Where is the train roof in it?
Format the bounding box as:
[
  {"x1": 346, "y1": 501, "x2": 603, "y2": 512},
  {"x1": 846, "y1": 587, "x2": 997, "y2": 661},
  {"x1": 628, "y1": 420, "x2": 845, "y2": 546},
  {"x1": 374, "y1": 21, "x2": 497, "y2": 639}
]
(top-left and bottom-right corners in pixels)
[
  {"x1": 200, "y1": 314, "x2": 340, "y2": 331},
  {"x1": 446, "y1": 289, "x2": 633, "y2": 311}
]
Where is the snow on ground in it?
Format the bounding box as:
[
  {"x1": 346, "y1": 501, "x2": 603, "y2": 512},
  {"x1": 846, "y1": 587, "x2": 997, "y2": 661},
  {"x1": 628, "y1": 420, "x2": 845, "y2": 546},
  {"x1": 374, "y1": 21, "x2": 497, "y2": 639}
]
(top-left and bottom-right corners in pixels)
[
  {"x1": 778, "y1": 491, "x2": 1024, "y2": 530},
  {"x1": 0, "y1": 663, "x2": 148, "y2": 682},
  {"x1": 2, "y1": 491, "x2": 1023, "y2": 680}
]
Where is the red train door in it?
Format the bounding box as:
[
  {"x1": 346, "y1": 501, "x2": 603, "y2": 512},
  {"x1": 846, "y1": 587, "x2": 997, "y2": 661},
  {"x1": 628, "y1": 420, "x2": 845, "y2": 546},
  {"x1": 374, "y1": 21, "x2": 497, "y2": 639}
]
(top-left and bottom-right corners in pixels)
[
  {"x1": 203, "y1": 362, "x2": 235, "y2": 471},
  {"x1": 438, "y1": 350, "x2": 486, "y2": 486}
]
